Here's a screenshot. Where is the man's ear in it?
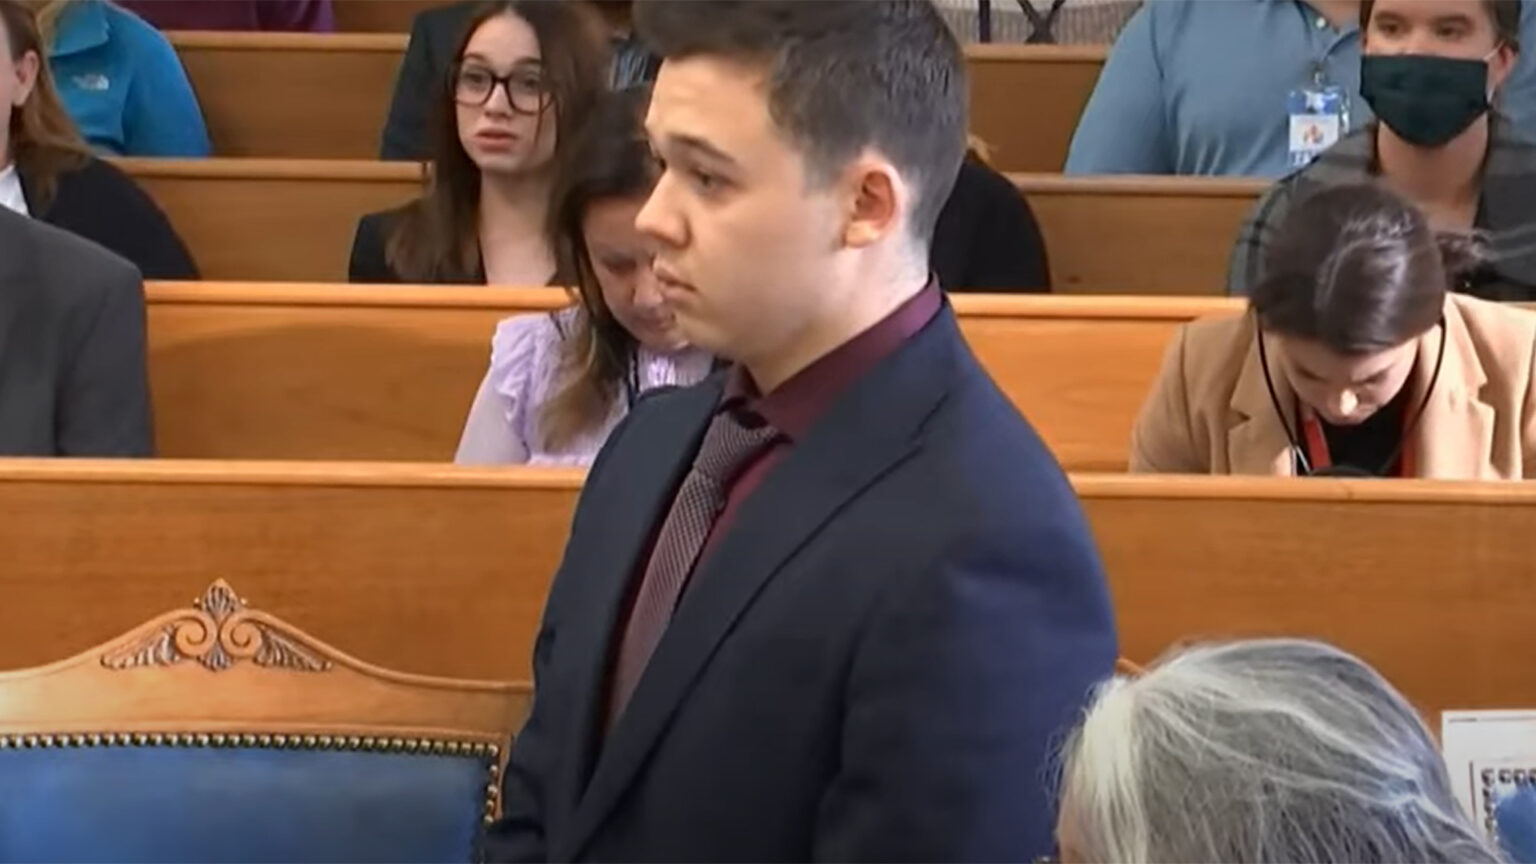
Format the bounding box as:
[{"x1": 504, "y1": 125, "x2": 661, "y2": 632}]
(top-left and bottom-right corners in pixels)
[
  {"x1": 11, "y1": 50, "x2": 39, "y2": 108},
  {"x1": 840, "y1": 153, "x2": 907, "y2": 250},
  {"x1": 1490, "y1": 43, "x2": 1518, "y2": 95}
]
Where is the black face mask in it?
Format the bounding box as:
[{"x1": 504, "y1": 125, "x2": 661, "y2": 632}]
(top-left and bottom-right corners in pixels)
[{"x1": 1361, "y1": 53, "x2": 1491, "y2": 148}]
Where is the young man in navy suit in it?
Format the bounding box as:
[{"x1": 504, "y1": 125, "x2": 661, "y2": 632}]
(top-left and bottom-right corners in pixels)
[{"x1": 485, "y1": 2, "x2": 1118, "y2": 861}]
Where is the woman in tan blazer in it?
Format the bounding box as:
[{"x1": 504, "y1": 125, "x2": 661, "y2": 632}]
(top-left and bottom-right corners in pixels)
[{"x1": 1133, "y1": 182, "x2": 1536, "y2": 479}]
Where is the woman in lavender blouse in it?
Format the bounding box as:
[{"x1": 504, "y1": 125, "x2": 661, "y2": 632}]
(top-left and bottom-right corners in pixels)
[{"x1": 455, "y1": 87, "x2": 713, "y2": 465}]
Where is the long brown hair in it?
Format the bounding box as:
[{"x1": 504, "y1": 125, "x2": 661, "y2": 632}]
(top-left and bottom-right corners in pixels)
[
  {"x1": 538, "y1": 86, "x2": 658, "y2": 451},
  {"x1": 385, "y1": 0, "x2": 609, "y2": 282},
  {"x1": 0, "y1": 0, "x2": 88, "y2": 212},
  {"x1": 1251, "y1": 183, "x2": 1476, "y2": 353}
]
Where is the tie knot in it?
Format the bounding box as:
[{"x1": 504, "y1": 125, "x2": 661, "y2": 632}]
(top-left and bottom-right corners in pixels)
[{"x1": 693, "y1": 409, "x2": 779, "y2": 484}]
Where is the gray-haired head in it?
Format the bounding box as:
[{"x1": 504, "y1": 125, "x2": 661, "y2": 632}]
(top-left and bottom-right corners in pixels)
[{"x1": 1056, "y1": 638, "x2": 1500, "y2": 864}]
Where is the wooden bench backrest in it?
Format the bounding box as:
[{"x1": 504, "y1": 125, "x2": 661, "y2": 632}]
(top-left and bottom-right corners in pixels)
[
  {"x1": 0, "y1": 463, "x2": 1529, "y2": 722},
  {"x1": 166, "y1": 33, "x2": 1103, "y2": 171},
  {"x1": 1018, "y1": 174, "x2": 1264, "y2": 294},
  {"x1": 124, "y1": 159, "x2": 420, "y2": 282},
  {"x1": 145, "y1": 284, "x2": 1239, "y2": 468},
  {"x1": 331, "y1": 0, "x2": 441, "y2": 34},
  {"x1": 172, "y1": 33, "x2": 405, "y2": 160},
  {"x1": 122, "y1": 159, "x2": 1262, "y2": 293},
  {"x1": 969, "y1": 45, "x2": 1105, "y2": 172}
]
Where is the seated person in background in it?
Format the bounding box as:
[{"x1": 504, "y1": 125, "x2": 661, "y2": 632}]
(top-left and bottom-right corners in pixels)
[
  {"x1": 380, "y1": 0, "x2": 653, "y2": 161},
  {"x1": 1231, "y1": 0, "x2": 1536, "y2": 299},
  {"x1": 116, "y1": 0, "x2": 334, "y2": 32},
  {"x1": 1067, "y1": 0, "x2": 1536, "y2": 177},
  {"x1": 0, "y1": 0, "x2": 197, "y2": 279},
  {"x1": 380, "y1": 4, "x2": 1051, "y2": 293},
  {"x1": 0, "y1": 207, "x2": 153, "y2": 456},
  {"x1": 932, "y1": 135, "x2": 1052, "y2": 292},
  {"x1": 32, "y1": 0, "x2": 210, "y2": 156},
  {"x1": 455, "y1": 87, "x2": 713, "y2": 465},
  {"x1": 1056, "y1": 638, "x2": 1501, "y2": 863},
  {"x1": 1134, "y1": 182, "x2": 1536, "y2": 478},
  {"x1": 349, "y1": 0, "x2": 607, "y2": 284}
]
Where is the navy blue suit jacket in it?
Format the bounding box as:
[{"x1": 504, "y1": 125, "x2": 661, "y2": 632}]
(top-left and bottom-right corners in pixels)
[{"x1": 486, "y1": 303, "x2": 1118, "y2": 862}]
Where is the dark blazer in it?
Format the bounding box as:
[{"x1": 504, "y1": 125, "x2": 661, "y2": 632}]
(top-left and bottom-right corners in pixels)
[
  {"x1": 379, "y1": 2, "x2": 474, "y2": 161},
  {"x1": 22, "y1": 156, "x2": 198, "y2": 281},
  {"x1": 933, "y1": 156, "x2": 1051, "y2": 293},
  {"x1": 348, "y1": 204, "x2": 484, "y2": 284},
  {"x1": 486, "y1": 302, "x2": 1118, "y2": 862},
  {"x1": 0, "y1": 208, "x2": 154, "y2": 456}
]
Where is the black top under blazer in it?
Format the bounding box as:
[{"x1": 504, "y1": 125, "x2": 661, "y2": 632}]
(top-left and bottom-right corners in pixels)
[{"x1": 21, "y1": 156, "x2": 198, "y2": 281}]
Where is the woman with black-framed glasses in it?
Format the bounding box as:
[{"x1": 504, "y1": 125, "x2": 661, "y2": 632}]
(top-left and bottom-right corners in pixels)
[{"x1": 348, "y1": 0, "x2": 609, "y2": 285}]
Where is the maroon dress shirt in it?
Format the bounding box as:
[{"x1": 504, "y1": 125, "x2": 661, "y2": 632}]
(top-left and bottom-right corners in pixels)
[{"x1": 604, "y1": 280, "x2": 944, "y2": 703}]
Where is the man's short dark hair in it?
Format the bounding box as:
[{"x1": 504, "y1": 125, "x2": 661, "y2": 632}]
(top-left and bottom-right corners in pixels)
[{"x1": 634, "y1": 0, "x2": 967, "y2": 247}]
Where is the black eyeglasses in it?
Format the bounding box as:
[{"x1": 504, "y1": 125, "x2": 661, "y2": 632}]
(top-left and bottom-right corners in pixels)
[{"x1": 452, "y1": 62, "x2": 550, "y2": 114}]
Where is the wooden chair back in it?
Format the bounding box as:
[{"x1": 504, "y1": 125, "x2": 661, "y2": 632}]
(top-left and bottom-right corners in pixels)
[{"x1": 0, "y1": 577, "x2": 527, "y2": 861}]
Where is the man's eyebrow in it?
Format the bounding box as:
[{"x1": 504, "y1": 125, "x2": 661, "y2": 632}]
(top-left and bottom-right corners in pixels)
[
  {"x1": 662, "y1": 133, "x2": 739, "y2": 167},
  {"x1": 1431, "y1": 13, "x2": 1475, "y2": 28}
]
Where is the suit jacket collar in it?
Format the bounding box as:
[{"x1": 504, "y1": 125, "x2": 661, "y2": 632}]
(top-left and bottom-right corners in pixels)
[
  {"x1": 554, "y1": 302, "x2": 963, "y2": 860},
  {"x1": 545, "y1": 376, "x2": 719, "y2": 849},
  {"x1": 1409, "y1": 298, "x2": 1496, "y2": 478},
  {"x1": 1228, "y1": 297, "x2": 1496, "y2": 477}
]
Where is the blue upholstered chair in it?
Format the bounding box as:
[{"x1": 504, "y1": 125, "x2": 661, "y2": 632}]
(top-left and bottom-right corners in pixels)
[
  {"x1": 0, "y1": 579, "x2": 529, "y2": 863},
  {"x1": 1495, "y1": 777, "x2": 1536, "y2": 864}
]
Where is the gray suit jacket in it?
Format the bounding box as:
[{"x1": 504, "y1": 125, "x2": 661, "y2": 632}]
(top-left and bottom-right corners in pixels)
[{"x1": 0, "y1": 209, "x2": 154, "y2": 456}]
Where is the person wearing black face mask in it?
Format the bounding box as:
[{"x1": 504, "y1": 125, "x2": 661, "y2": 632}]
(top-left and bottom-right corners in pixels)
[
  {"x1": 1230, "y1": 0, "x2": 1536, "y2": 302},
  {"x1": 1137, "y1": 182, "x2": 1536, "y2": 479}
]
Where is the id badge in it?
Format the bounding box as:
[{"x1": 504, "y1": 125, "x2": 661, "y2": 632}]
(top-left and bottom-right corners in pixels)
[{"x1": 1287, "y1": 85, "x2": 1349, "y2": 168}]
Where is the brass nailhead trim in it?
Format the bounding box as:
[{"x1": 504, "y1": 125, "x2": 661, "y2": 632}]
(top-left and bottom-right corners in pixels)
[{"x1": 0, "y1": 730, "x2": 502, "y2": 826}]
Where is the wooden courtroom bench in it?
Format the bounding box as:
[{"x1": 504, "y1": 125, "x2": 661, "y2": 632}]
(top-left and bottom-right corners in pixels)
[
  {"x1": 144, "y1": 283, "x2": 1239, "y2": 467},
  {"x1": 165, "y1": 32, "x2": 1102, "y2": 171},
  {"x1": 124, "y1": 158, "x2": 419, "y2": 283},
  {"x1": 170, "y1": 33, "x2": 406, "y2": 160},
  {"x1": 1016, "y1": 174, "x2": 1265, "y2": 295},
  {"x1": 120, "y1": 158, "x2": 1262, "y2": 293},
  {"x1": 0, "y1": 463, "x2": 1529, "y2": 724},
  {"x1": 331, "y1": 0, "x2": 441, "y2": 34},
  {"x1": 969, "y1": 45, "x2": 1105, "y2": 173}
]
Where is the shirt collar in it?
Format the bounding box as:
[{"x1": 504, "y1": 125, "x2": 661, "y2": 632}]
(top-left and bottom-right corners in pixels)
[
  {"x1": 51, "y1": 0, "x2": 110, "y2": 60},
  {"x1": 720, "y1": 278, "x2": 943, "y2": 440}
]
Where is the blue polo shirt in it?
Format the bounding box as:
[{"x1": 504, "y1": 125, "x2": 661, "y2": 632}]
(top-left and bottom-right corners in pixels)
[
  {"x1": 1065, "y1": 0, "x2": 1536, "y2": 177},
  {"x1": 49, "y1": 0, "x2": 211, "y2": 157}
]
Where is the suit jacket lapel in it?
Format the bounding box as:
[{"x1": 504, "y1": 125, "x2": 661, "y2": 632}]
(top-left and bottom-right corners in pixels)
[
  {"x1": 548, "y1": 378, "x2": 722, "y2": 835},
  {"x1": 1227, "y1": 321, "x2": 1298, "y2": 476},
  {"x1": 561, "y1": 309, "x2": 961, "y2": 860},
  {"x1": 1412, "y1": 301, "x2": 1496, "y2": 478}
]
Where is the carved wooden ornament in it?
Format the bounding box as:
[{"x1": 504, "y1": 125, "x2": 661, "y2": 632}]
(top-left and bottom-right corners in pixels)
[{"x1": 100, "y1": 580, "x2": 331, "y2": 673}]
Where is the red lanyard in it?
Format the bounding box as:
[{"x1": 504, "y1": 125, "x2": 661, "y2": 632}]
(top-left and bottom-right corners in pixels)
[{"x1": 1298, "y1": 405, "x2": 1416, "y2": 477}]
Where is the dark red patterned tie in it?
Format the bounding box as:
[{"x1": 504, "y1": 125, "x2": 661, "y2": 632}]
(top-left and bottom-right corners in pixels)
[{"x1": 607, "y1": 408, "x2": 779, "y2": 729}]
